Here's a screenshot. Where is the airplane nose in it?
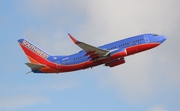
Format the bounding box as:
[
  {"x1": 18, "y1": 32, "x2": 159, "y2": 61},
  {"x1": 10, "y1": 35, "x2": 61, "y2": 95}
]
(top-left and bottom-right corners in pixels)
[
  {"x1": 163, "y1": 36, "x2": 166, "y2": 40},
  {"x1": 160, "y1": 36, "x2": 167, "y2": 43},
  {"x1": 163, "y1": 36, "x2": 167, "y2": 41}
]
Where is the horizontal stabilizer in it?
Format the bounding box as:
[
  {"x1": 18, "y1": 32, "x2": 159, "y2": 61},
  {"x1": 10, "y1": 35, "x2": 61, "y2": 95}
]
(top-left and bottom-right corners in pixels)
[{"x1": 25, "y1": 63, "x2": 46, "y2": 70}]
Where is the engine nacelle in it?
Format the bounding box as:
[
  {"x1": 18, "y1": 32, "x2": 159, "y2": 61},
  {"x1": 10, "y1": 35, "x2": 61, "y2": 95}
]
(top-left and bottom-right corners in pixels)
[{"x1": 105, "y1": 58, "x2": 125, "y2": 67}]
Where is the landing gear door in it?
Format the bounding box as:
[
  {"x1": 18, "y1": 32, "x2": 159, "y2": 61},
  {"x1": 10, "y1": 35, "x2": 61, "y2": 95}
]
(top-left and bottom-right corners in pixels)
[
  {"x1": 144, "y1": 35, "x2": 149, "y2": 43},
  {"x1": 56, "y1": 61, "x2": 61, "y2": 69}
]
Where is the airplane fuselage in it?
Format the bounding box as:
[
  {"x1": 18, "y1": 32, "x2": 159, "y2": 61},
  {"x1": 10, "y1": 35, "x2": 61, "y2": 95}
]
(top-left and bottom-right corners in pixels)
[{"x1": 18, "y1": 33, "x2": 166, "y2": 73}]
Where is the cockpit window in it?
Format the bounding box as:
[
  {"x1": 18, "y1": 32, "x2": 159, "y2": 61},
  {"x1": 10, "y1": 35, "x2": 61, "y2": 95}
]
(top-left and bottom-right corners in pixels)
[{"x1": 153, "y1": 34, "x2": 158, "y2": 37}]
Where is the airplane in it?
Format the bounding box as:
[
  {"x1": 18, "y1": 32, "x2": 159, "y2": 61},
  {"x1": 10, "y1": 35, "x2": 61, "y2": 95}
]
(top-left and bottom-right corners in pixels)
[{"x1": 18, "y1": 33, "x2": 166, "y2": 73}]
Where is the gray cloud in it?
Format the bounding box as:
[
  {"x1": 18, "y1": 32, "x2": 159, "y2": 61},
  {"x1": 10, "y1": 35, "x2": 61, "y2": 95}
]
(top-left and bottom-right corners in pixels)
[{"x1": 77, "y1": 0, "x2": 180, "y2": 104}]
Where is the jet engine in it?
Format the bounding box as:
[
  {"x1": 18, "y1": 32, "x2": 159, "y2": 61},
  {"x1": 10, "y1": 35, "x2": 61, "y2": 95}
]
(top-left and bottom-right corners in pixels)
[{"x1": 105, "y1": 58, "x2": 125, "y2": 67}]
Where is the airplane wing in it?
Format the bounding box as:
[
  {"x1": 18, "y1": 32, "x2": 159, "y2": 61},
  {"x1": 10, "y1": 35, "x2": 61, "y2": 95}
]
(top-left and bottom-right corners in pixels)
[{"x1": 68, "y1": 33, "x2": 109, "y2": 60}]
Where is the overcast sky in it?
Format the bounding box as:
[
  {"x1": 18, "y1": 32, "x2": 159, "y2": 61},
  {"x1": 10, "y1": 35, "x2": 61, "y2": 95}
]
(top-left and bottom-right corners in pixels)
[{"x1": 0, "y1": 0, "x2": 180, "y2": 111}]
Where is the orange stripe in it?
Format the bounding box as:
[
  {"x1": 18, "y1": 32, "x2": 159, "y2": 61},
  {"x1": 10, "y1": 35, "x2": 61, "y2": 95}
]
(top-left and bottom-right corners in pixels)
[{"x1": 27, "y1": 56, "x2": 40, "y2": 64}]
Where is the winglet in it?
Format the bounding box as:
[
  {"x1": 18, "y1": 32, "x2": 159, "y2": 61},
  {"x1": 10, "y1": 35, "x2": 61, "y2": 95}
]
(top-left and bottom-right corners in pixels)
[{"x1": 68, "y1": 33, "x2": 81, "y2": 44}]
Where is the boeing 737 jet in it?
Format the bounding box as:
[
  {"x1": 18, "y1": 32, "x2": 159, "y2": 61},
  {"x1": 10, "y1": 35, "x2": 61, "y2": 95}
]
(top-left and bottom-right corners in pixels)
[{"x1": 18, "y1": 33, "x2": 166, "y2": 73}]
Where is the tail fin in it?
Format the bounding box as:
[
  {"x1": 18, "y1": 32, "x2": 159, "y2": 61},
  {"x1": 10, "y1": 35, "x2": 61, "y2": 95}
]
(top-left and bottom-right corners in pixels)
[{"x1": 18, "y1": 38, "x2": 51, "y2": 64}]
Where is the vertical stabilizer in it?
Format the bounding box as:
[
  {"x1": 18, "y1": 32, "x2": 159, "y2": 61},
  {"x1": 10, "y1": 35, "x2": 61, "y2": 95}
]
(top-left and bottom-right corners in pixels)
[{"x1": 18, "y1": 38, "x2": 51, "y2": 64}]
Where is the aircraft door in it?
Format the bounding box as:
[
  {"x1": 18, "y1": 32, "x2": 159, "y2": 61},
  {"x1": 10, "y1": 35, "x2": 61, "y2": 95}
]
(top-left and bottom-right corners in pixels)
[
  {"x1": 144, "y1": 35, "x2": 149, "y2": 43},
  {"x1": 56, "y1": 61, "x2": 61, "y2": 69}
]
